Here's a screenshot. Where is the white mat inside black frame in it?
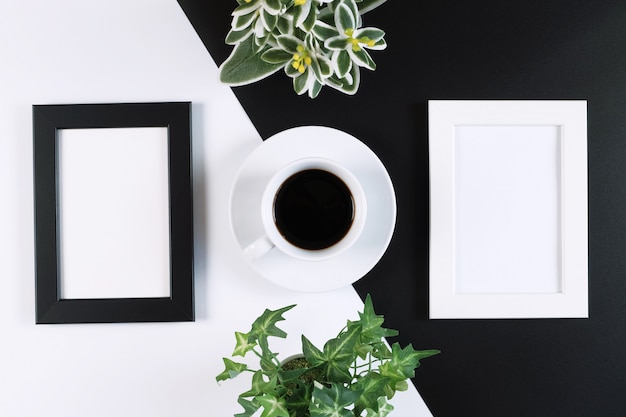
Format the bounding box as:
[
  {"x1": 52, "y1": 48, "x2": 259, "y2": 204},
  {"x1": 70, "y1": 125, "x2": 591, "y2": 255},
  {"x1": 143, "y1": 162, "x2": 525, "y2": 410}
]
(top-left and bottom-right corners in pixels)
[{"x1": 33, "y1": 102, "x2": 194, "y2": 324}]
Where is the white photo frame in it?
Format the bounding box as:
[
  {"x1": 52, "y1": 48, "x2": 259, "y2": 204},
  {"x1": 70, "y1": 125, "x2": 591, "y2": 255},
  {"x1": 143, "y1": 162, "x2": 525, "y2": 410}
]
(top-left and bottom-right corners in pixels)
[{"x1": 429, "y1": 100, "x2": 588, "y2": 319}]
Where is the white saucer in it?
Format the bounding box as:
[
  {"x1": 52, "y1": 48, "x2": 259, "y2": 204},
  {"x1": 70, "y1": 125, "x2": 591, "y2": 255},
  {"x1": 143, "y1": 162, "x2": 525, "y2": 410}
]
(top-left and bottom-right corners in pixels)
[{"x1": 229, "y1": 126, "x2": 396, "y2": 292}]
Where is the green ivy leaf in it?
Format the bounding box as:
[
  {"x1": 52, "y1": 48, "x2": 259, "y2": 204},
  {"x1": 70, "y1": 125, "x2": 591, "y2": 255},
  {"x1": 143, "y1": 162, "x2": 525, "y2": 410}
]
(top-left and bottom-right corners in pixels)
[
  {"x1": 302, "y1": 335, "x2": 326, "y2": 367},
  {"x1": 233, "y1": 331, "x2": 257, "y2": 357},
  {"x1": 219, "y1": 36, "x2": 283, "y2": 86},
  {"x1": 380, "y1": 343, "x2": 440, "y2": 382},
  {"x1": 364, "y1": 397, "x2": 394, "y2": 417},
  {"x1": 394, "y1": 379, "x2": 409, "y2": 392},
  {"x1": 216, "y1": 358, "x2": 248, "y2": 382},
  {"x1": 355, "y1": 338, "x2": 374, "y2": 360},
  {"x1": 240, "y1": 371, "x2": 279, "y2": 398},
  {"x1": 322, "y1": 323, "x2": 361, "y2": 382},
  {"x1": 352, "y1": 372, "x2": 390, "y2": 415},
  {"x1": 257, "y1": 394, "x2": 290, "y2": 417},
  {"x1": 370, "y1": 341, "x2": 392, "y2": 361},
  {"x1": 260, "y1": 352, "x2": 281, "y2": 375},
  {"x1": 277, "y1": 366, "x2": 311, "y2": 385},
  {"x1": 250, "y1": 304, "x2": 296, "y2": 340},
  {"x1": 235, "y1": 397, "x2": 260, "y2": 417},
  {"x1": 310, "y1": 382, "x2": 362, "y2": 417},
  {"x1": 284, "y1": 381, "x2": 313, "y2": 414},
  {"x1": 357, "y1": 294, "x2": 399, "y2": 344}
]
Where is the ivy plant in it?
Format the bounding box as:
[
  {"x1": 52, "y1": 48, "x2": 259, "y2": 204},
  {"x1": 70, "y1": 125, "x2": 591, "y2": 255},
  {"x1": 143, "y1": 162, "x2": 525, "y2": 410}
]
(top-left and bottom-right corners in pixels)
[
  {"x1": 219, "y1": 0, "x2": 388, "y2": 98},
  {"x1": 216, "y1": 294, "x2": 440, "y2": 417}
]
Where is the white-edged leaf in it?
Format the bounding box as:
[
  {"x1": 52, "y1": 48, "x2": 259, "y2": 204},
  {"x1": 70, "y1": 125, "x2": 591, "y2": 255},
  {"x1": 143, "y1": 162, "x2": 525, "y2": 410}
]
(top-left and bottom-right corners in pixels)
[
  {"x1": 309, "y1": 79, "x2": 323, "y2": 98},
  {"x1": 344, "y1": 61, "x2": 360, "y2": 94},
  {"x1": 325, "y1": 36, "x2": 347, "y2": 50},
  {"x1": 335, "y1": 3, "x2": 356, "y2": 33},
  {"x1": 219, "y1": 37, "x2": 283, "y2": 86},
  {"x1": 232, "y1": 11, "x2": 258, "y2": 31},
  {"x1": 344, "y1": 0, "x2": 361, "y2": 27},
  {"x1": 327, "y1": 64, "x2": 360, "y2": 95},
  {"x1": 368, "y1": 38, "x2": 387, "y2": 51},
  {"x1": 284, "y1": 61, "x2": 301, "y2": 78},
  {"x1": 332, "y1": 49, "x2": 352, "y2": 78},
  {"x1": 261, "y1": 9, "x2": 278, "y2": 31},
  {"x1": 294, "y1": 0, "x2": 312, "y2": 28},
  {"x1": 226, "y1": 27, "x2": 253, "y2": 45},
  {"x1": 357, "y1": 0, "x2": 387, "y2": 14},
  {"x1": 309, "y1": 55, "x2": 323, "y2": 83},
  {"x1": 254, "y1": 32, "x2": 269, "y2": 50},
  {"x1": 304, "y1": 32, "x2": 317, "y2": 51},
  {"x1": 232, "y1": 1, "x2": 261, "y2": 17},
  {"x1": 317, "y1": 54, "x2": 333, "y2": 78},
  {"x1": 348, "y1": 47, "x2": 376, "y2": 70},
  {"x1": 276, "y1": 15, "x2": 293, "y2": 35},
  {"x1": 353, "y1": 27, "x2": 385, "y2": 42},
  {"x1": 312, "y1": 20, "x2": 339, "y2": 40},
  {"x1": 264, "y1": 0, "x2": 283, "y2": 15},
  {"x1": 261, "y1": 47, "x2": 293, "y2": 64},
  {"x1": 302, "y1": 2, "x2": 317, "y2": 32},
  {"x1": 254, "y1": 16, "x2": 266, "y2": 38},
  {"x1": 276, "y1": 34, "x2": 302, "y2": 53},
  {"x1": 293, "y1": 71, "x2": 309, "y2": 95}
]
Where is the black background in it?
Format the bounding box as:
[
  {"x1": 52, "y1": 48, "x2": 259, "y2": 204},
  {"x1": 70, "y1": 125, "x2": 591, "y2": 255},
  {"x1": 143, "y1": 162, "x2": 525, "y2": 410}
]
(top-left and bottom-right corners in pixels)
[{"x1": 177, "y1": 1, "x2": 626, "y2": 415}]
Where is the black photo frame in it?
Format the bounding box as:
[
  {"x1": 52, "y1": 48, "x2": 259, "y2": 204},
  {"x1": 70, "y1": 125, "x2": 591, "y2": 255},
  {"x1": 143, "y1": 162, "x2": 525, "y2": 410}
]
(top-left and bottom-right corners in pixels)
[{"x1": 33, "y1": 102, "x2": 194, "y2": 324}]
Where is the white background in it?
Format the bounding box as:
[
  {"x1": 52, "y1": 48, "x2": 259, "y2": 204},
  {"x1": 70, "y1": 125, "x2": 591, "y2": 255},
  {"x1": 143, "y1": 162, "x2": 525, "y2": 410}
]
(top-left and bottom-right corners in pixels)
[{"x1": 0, "y1": 1, "x2": 431, "y2": 416}]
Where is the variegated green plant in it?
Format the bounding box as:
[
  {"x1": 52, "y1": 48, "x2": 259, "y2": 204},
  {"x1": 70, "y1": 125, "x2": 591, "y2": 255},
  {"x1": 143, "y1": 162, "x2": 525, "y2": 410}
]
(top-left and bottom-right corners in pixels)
[
  {"x1": 219, "y1": 0, "x2": 388, "y2": 98},
  {"x1": 216, "y1": 295, "x2": 440, "y2": 417}
]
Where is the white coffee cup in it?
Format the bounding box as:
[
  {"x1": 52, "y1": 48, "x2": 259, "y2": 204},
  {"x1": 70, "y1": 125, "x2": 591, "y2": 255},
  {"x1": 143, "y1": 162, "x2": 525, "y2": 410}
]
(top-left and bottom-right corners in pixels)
[{"x1": 244, "y1": 157, "x2": 367, "y2": 262}]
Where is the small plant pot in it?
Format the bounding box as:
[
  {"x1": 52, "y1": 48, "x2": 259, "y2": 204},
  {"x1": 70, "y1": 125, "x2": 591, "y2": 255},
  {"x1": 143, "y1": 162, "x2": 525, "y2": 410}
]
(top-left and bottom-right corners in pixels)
[
  {"x1": 280, "y1": 354, "x2": 325, "y2": 387},
  {"x1": 280, "y1": 354, "x2": 308, "y2": 370}
]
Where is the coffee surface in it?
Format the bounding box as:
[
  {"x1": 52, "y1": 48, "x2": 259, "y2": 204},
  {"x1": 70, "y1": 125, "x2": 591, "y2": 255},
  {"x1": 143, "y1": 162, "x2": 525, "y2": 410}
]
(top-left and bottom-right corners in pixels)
[{"x1": 273, "y1": 169, "x2": 354, "y2": 250}]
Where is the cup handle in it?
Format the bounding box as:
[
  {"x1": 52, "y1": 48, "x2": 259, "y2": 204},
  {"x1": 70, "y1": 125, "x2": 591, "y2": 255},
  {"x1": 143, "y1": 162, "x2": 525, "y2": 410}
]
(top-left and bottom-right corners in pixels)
[{"x1": 244, "y1": 235, "x2": 275, "y2": 261}]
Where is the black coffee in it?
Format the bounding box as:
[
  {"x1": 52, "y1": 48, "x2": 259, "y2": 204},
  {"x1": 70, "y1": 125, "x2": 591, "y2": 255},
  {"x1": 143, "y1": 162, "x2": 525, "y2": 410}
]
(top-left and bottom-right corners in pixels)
[{"x1": 273, "y1": 169, "x2": 354, "y2": 250}]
